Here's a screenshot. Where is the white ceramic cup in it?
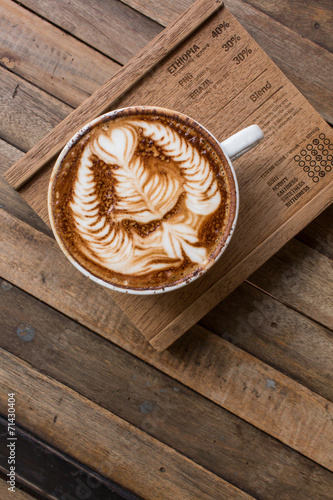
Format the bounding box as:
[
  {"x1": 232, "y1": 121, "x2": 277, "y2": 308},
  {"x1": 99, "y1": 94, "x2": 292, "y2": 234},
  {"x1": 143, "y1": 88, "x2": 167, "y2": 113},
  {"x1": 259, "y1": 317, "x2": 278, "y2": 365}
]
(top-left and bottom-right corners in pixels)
[{"x1": 48, "y1": 106, "x2": 263, "y2": 295}]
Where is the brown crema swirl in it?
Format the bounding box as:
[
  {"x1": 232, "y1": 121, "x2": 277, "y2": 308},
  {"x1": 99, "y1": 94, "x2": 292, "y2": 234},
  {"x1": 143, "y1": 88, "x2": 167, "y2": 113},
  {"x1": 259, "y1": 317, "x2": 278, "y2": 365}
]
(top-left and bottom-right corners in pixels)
[{"x1": 50, "y1": 108, "x2": 236, "y2": 290}]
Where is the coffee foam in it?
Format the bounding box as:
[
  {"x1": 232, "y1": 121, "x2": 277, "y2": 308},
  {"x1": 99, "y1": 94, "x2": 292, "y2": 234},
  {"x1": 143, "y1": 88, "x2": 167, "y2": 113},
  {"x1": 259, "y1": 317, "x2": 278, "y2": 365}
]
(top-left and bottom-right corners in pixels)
[{"x1": 52, "y1": 112, "x2": 233, "y2": 289}]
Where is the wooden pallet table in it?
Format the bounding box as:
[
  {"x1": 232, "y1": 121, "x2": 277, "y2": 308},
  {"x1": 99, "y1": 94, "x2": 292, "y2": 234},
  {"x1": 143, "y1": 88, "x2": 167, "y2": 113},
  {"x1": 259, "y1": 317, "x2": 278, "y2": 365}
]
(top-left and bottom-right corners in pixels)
[{"x1": 0, "y1": 0, "x2": 332, "y2": 498}]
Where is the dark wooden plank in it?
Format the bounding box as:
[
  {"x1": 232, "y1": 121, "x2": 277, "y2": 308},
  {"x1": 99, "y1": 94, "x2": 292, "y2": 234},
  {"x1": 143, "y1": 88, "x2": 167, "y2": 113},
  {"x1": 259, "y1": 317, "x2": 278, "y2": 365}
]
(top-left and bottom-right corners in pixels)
[
  {"x1": 249, "y1": 238, "x2": 333, "y2": 330},
  {"x1": 15, "y1": 0, "x2": 162, "y2": 65},
  {"x1": 0, "y1": 0, "x2": 121, "y2": 108},
  {"x1": 201, "y1": 281, "x2": 333, "y2": 401},
  {"x1": 122, "y1": 0, "x2": 333, "y2": 124},
  {"x1": 244, "y1": 0, "x2": 333, "y2": 52},
  {"x1": 0, "y1": 415, "x2": 140, "y2": 500},
  {"x1": 296, "y1": 204, "x2": 333, "y2": 260},
  {"x1": 1, "y1": 210, "x2": 333, "y2": 471},
  {"x1": 1, "y1": 279, "x2": 333, "y2": 499},
  {"x1": 0, "y1": 348, "x2": 254, "y2": 500}
]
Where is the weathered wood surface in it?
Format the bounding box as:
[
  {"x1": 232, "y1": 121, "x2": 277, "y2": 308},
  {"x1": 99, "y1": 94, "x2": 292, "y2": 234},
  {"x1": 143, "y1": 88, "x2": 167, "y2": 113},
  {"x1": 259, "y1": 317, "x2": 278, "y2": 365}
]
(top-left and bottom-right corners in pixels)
[
  {"x1": 201, "y1": 281, "x2": 333, "y2": 401},
  {"x1": 0, "y1": 416, "x2": 140, "y2": 500},
  {"x1": 243, "y1": 0, "x2": 333, "y2": 52},
  {"x1": 1, "y1": 210, "x2": 333, "y2": 471},
  {"x1": 0, "y1": 0, "x2": 121, "y2": 108},
  {"x1": 2, "y1": 280, "x2": 333, "y2": 499},
  {"x1": 16, "y1": 0, "x2": 162, "y2": 65},
  {"x1": 0, "y1": 349, "x2": 254, "y2": 500},
  {"x1": 0, "y1": 480, "x2": 37, "y2": 500},
  {"x1": 0, "y1": 0, "x2": 332, "y2": 497},
  {"x1": 249, "y1": 239, "x2": 333, "y2": 330}
]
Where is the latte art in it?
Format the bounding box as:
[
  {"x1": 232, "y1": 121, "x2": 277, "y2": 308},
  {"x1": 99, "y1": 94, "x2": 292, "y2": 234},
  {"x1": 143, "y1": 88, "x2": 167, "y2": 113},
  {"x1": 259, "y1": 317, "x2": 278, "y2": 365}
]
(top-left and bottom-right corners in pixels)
[{"x1": 51, "y1": 110, "x2": 235, "y2": 290}]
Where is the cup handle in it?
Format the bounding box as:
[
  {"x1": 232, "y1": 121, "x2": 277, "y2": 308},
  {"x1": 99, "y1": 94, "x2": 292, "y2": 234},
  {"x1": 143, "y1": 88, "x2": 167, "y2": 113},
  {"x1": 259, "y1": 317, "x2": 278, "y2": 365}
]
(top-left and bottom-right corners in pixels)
[{"x1": 220, "y1": 125, "x2": 264, "y2": 161}]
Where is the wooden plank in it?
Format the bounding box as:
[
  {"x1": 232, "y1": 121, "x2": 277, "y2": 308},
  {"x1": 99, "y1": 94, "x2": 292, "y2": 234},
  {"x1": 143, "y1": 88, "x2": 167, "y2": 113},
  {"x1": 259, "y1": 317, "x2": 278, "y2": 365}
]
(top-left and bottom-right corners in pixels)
[
  {"x1": 244, "y1": 0, "x2": 333, "y2": 52},
  {"x1": 2, "y1": 280, "x2": 333, "y2": 499},
  {"x1": 200, "y1": 281, "x2": 333, "y2": 401},
  {"x1": 0, "y1": 0, "x2": 121, "y2": 108},
  {"x1": 0, "y1": 349, "x2": 253, "y2": 500},
  {"x1": 0, "y1": 480, "x2": 37, "y2": 500},
  {"x1": 249, "y1": 238, "x2": 333, "y2": 330},
  {"x1": 4, "y1": 0, "x2": 224, "y2": 189},
  {"x1": 0, "y1": 140, "x2": 51, "y2": 236},
  {"x1": 122, "y1": 0, "x2": 333, "y2": 124},
  {"x1": 0, "y1": 67, "x2": 71, "y2": 152},
  {"x1": 16, "y1": 0, "x2": 162, "y2": 65},
  {"x1": 1, "y1": 211, "x2": 333, "y2": 471},
  {"x1": 0, "y1": 416, "x2": 139, "y2": 500},
  {"x1": 296, "y1": 203, "x2": 333, "y2": 260}
]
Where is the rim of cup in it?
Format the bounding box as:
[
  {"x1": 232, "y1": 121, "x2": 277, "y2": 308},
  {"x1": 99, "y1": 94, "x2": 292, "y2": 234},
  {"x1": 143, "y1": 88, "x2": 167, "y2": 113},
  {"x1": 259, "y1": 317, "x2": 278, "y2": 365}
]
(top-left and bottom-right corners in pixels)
[{"x1": 48, "y1": 106, "x2": 239, "y2": 295}]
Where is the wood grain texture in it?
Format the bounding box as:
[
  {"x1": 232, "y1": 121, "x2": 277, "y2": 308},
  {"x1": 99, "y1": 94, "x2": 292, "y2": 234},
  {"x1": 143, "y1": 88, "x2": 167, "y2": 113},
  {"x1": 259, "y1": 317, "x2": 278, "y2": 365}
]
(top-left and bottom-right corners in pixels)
[
  {"x1": 15, "y1": 0, "x2": 162, "y2": 65},
  {"x1": 201, "y1": 281, "x2": 333, "y2": 401},
  {"x1": 2, "y1": 280, "x2": 333, "y2": 499},
  {"x1": 0, "y1": 348, "x2": 254, "y2": 500},
  {"x1": 0, "y1": 0, "x2": 121, "y2": 108},
  {"x1": 244, "y1": 0, "x2": 333, "y2": 52},
  {"x1": 0, "y1": 480, "x2": 37, "y2": 500},
  {"x1": 249, "y1": 238, "x2": 333, "y2": 330},
  {"x1": 4, "y1": 0, "x2": 224, "y2": 189},
  {"x1": 1, "y1": 210, "x2": 333, "y2": 471},
  {"x1": 0, "y1": 67, "x2": 70, "y2": 152},
  {"x1": 122, "y1": 0, "x2": 333, "y2": 123},
  {"x1": 0, "y1": 416, "x2": 140, "y2": 500}
]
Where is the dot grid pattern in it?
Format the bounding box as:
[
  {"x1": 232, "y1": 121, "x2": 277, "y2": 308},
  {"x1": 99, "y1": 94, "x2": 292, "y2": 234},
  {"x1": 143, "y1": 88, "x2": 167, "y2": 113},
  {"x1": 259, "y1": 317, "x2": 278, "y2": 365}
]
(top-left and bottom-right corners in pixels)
[{"x1": 293, "y1": 133, "x2": 333, "y2": 183}]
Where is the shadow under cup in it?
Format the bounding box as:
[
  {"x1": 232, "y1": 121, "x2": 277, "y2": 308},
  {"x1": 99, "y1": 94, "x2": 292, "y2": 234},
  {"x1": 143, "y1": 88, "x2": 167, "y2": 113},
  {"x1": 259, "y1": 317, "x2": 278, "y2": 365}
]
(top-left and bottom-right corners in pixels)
[{"x1": 48, "y1": 106, "x2": 239, "y2": 295}]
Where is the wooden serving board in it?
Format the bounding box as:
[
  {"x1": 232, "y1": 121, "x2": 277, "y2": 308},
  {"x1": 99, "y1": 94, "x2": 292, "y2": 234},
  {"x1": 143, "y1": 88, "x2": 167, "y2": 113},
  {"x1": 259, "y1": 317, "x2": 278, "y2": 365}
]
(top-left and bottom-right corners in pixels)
[{"x1": 4, "y1": 0, "x2": 333, "y2": 352}]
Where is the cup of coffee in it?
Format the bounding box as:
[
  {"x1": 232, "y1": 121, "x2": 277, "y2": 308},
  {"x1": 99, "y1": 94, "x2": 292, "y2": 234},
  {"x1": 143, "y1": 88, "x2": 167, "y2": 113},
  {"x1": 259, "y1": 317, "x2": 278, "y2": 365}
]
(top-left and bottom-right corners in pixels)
[{"x1": 48, "y1": 106, "x2": 263, "y2": 294}]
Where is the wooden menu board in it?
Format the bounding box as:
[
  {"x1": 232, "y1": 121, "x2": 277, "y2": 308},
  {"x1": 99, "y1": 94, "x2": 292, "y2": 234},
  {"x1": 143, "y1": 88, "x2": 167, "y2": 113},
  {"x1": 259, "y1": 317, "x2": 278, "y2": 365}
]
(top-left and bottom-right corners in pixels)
[{"x1": 4, "y1": 0, "x2": 333, "y2": 352}]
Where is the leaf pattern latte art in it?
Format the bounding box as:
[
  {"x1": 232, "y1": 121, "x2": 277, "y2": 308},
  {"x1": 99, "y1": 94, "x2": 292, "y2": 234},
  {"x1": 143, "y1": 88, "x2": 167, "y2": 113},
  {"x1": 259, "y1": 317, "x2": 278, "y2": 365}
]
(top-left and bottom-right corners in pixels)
[{"x1": 70, "y1": 119, "x2": 222, "y2": 276}]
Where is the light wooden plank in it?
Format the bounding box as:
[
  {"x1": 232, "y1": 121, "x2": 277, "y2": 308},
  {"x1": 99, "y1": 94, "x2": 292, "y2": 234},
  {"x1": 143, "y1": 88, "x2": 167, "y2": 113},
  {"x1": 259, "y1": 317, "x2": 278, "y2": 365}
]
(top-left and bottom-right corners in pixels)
[
  {"x1": 16, "y1": 0, "x2": 162, "y2": 65},
  {"x1": 0, "y1": 481, "x2": 37, "y2": 500},
  {"x1": 0, "y1": 210, "x2": 332, "y2": 471},
  {"x1": 0, "y1": 0, "x2": 121, "y2": 108},
  {"x1": 249, "y1": 238, "x2": 333, "y2": 330},
  {"x1": 2, "y1": 279, "x2": 332, "y2": 499},
  {"x1": 121, "y1": 0, "x2": 333, "y2": 123},
  {"x1": 201, "y1": 281, "x2": 333, "y2": 401},
  {"x1": 0, "y1": 348, "x2": 253, "y2": 500},
  {"x1": 5, "y1": 0, "x2": 224, "y2": 189}
]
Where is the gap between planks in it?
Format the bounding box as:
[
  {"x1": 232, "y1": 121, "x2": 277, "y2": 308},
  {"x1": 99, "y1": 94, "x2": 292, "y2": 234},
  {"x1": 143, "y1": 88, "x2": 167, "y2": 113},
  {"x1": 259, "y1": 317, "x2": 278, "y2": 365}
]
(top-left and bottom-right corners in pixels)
[
  {"x1": 0, "y1": 347, "x2": 254, "y2": 500},
  {"x1": 1, "y1": 279, "x2": 333, "y2": 499}
]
